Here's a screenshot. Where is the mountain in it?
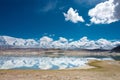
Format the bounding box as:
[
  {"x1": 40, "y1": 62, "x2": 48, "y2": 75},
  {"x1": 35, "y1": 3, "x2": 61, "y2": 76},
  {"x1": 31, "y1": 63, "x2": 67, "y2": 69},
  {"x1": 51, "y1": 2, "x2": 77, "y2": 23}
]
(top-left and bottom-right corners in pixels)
[
  {"x1": 0, "y1": 36, "x2": 39, "y2": 48},
  {"x1": 0, "y1": 35, "x2": 120, "y2": 50},
  {"x1": 111, "y1": 45, "x2": 120, "y2": 52}
]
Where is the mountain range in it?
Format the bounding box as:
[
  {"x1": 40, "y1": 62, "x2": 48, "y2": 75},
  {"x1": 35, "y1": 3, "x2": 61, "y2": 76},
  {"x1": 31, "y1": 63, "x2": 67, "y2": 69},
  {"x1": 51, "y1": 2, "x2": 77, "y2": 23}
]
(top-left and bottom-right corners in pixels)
[{"x1": 0, "y1": 36, "x2": 120, "y2": 50}]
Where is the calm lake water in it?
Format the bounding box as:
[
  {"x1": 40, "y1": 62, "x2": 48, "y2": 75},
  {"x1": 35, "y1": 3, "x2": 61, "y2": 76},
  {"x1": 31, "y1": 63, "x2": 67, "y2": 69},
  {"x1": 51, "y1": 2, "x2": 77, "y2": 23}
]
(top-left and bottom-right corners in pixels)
[{"x1": 0, "y1": 56, "x2": 113, "y2": 70}]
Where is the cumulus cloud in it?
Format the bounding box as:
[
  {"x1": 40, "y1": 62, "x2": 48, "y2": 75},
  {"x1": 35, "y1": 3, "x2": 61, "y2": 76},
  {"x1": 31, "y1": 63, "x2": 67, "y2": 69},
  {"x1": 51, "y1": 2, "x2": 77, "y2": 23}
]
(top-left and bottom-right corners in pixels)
[
  {"x1": 63, "y1": 7, "x2": 85, "y2": 23},
  {"x1": 113, "y1": 0, "x2": 120, "y2": 20},
  {"x1": 88, "y1": 0, "x2": 120, "y2": 24}
]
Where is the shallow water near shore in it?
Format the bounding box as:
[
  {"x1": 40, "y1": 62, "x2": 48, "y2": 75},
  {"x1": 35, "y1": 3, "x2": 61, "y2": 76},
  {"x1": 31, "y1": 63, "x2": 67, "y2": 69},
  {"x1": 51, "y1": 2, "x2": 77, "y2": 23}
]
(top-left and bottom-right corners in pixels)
[{"x1": 0, "y1": 56, "x2": 113, "y2": 70}]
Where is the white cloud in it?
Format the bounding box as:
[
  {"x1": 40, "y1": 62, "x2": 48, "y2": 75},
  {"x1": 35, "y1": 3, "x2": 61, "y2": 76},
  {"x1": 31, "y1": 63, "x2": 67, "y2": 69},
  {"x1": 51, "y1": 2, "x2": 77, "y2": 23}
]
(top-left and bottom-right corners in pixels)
[
  {"x1": 85, "y1": 23, "x2": 91, "y2": 26},
  {"x1": 40, "y1": 0, "x2": 57, "y2": 12},
  {"x1": 88, "y1": 0, "x2": 120, "y2": 24},
  {"x1": 74, "y1": 0, "x2": 107, "y2": 6},
  {"x1": 63, "y1": 7, "x2": 85, "y2": 23}
]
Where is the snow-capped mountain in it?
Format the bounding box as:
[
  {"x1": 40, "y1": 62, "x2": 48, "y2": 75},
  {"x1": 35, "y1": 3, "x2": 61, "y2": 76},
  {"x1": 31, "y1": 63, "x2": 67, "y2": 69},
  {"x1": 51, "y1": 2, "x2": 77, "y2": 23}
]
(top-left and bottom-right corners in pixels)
[
  {"x1": 0, "y1": 36, "x2": 39, "y2": 47},
  {"x1": 0, "y1": 35, "x2": 120, "y2": 50}
]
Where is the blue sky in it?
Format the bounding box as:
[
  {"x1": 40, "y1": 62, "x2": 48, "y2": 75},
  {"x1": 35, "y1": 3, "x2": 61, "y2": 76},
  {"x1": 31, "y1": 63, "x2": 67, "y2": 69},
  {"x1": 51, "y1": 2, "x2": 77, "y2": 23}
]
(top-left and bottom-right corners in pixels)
[{"x1": 0, "y1": 0, "x2": 120, "y2": 40}]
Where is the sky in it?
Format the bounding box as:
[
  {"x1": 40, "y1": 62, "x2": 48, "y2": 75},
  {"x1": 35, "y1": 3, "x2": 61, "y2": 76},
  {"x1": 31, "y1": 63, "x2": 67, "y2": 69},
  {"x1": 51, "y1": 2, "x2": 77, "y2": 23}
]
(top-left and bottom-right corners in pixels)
[{"x1": 0, "y1": 0, "x2": 120, "y2": 40}]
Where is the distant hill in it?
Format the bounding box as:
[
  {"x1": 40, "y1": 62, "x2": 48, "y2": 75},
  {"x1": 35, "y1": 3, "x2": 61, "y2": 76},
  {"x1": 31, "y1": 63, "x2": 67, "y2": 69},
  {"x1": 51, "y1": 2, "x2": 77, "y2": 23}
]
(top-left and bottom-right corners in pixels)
[{"x1": 111, "y1": 45, "x2": 120, "y2": 52}]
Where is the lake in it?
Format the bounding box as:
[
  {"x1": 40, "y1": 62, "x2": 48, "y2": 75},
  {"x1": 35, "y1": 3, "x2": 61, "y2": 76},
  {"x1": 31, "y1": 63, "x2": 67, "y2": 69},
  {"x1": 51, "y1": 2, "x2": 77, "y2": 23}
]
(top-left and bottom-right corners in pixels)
[{"x1": 0, "y1": 56, "x2": 114, "y2": 70}]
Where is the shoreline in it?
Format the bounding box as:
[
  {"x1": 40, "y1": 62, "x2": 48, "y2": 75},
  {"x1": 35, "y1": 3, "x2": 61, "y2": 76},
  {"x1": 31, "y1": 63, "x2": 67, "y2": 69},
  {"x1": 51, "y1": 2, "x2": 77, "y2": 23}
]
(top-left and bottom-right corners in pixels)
[
  {"x1": 0, "y1": 49, "x2": 120, "y2": 80},
  {"x1": 0, "y1": 60, "x2": 120, "y2": 80},
  {"x1": 0, "y1": 49, "x2": 120, "y2": 57}
]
